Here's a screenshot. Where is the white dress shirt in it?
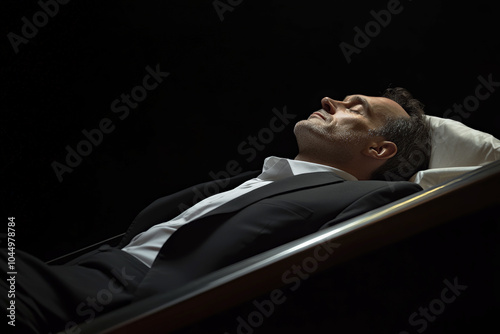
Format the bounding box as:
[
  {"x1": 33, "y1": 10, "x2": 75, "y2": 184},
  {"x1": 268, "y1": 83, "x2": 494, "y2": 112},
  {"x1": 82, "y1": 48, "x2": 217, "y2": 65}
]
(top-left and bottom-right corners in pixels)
[{"x1": 121, "y1": 156, "x2": 357, "y2": 267}]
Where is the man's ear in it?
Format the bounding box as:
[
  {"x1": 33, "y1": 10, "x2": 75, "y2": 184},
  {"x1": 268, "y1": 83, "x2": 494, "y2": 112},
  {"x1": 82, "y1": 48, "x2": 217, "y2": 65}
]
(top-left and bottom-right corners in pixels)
[{"x1": 363, "y1": 141, "x2": 398, "y2": 160}]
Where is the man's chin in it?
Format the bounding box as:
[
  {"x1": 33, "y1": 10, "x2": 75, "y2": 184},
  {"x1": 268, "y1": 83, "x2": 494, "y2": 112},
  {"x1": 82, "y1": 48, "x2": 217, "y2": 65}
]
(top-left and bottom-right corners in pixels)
[
  {"x1": 294, "y1": 119, "x2": 329, "y2": 137},
  {"x1": 293, "y1": 120, "x2": 312, "y2": 138},
  {"x1": 294, "y1": 119, "x2": 321, "y2": 131}
]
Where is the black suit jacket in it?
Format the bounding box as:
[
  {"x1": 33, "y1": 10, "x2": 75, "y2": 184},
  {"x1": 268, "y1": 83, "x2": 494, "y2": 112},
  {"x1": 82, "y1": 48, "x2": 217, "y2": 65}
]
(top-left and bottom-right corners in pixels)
[{"x1": 118, "y1": 170, "x2": 422, "y2": 298}]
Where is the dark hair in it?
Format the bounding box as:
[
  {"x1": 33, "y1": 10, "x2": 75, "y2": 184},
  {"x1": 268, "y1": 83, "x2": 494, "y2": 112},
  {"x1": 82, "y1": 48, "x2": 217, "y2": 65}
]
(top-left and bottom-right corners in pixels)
[{"x1": 370, "y1": 87, "x2": 432, "y2": 181}]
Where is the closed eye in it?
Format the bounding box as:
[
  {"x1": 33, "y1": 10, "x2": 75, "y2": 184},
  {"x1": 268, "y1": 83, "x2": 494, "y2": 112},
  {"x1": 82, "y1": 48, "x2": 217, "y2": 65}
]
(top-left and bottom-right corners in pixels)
[
  {"x1": 346, "y1": 99, "x2": 365, "y2": 114},
  {"x1": 347, "y1": 104, "x2": 363, "y2": 114},
  {"x1": 344, "y1": 95, "x2": 368, "y2": 115}
]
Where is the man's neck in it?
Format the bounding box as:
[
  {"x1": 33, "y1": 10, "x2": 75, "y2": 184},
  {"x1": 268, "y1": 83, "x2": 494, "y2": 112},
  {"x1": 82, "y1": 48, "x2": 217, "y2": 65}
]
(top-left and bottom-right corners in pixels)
[
  {"x1": 294, "y1": 153, "x2": 341, "y2": 170},
  {"x1": 294, "y1": 153, "x2": 370, "y2": 180}
]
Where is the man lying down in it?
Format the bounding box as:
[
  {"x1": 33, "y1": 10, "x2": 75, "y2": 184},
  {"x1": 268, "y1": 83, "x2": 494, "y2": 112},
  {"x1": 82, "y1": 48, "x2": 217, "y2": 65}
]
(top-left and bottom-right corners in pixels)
[{"x1": 1, "y1": 87, "x2": 431, "y2": 333}]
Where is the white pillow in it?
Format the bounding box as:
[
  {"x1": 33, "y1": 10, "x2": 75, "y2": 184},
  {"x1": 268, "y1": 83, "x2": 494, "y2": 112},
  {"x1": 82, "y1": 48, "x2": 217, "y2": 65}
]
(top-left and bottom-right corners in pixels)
[
  {"x1": 411, "y1": 166, "x2": 480, "y2": 190},
  {"x1": 410, "y1": 115, "x2": 500, "y2": 189}
]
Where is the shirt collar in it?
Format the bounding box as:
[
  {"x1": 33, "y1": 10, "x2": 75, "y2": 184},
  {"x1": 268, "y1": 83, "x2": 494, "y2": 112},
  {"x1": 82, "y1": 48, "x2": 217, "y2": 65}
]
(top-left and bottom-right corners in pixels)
[{"x1": 258, "y1": 156, "x2": 358, "y2": 182}]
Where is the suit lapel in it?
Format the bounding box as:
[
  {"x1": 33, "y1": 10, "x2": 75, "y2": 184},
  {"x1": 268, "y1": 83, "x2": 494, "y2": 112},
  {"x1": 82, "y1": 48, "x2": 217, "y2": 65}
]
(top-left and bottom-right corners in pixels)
[
  {"x1": 197, "y1": 171, "x2": 345, "y2": 219},
  {"x1": 139, "y1": 171, "x2": 346, "y2": 294},
  {"x1": 118, "y1": 170, "x2": 261, "y2": 248},
  {"x1": 153, "y1": 171, "x2": 345, "y2": 261}
]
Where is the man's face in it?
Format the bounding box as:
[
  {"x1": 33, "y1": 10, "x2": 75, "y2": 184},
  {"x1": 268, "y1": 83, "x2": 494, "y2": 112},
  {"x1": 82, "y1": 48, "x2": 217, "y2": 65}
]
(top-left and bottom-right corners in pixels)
[{"x1": 294, "y1": 94, "x2": 409, "y2": 165}]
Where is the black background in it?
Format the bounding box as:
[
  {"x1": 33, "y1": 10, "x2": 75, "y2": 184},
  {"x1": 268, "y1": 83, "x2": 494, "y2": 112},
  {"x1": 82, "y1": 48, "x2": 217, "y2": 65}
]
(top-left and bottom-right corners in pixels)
[
  {"x1": 2, "y1": 0, "x2": 499, "y2": 260},
  {"x1": 0, "y1": 0, "x2": 500, "y2": 329},
  {"x1": 1, "y1": 1, "x2": 499, "y2": 331}
]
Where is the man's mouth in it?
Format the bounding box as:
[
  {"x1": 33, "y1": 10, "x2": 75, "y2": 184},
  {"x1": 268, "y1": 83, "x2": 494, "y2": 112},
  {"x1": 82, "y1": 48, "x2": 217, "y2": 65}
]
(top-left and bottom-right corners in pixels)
[{"x1": 310, "y1": 111, "x2": 326, "y2": 120}]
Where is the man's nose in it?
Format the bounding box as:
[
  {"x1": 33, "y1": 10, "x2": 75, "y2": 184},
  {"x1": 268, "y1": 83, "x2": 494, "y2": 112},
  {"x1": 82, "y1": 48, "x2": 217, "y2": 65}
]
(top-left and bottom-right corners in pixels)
[{"x1": 321, "y1": 97, "x2": 341, "y2": 114}]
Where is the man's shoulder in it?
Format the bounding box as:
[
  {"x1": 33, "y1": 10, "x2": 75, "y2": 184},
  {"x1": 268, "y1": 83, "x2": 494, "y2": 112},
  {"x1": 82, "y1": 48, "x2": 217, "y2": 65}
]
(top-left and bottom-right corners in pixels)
[
  {"x1": 359, "y1": 179, "x2": 422, "y2": 189},
  {"x1": 349, "y1": 179, "x2": 423, "y2": 201},
  {"x1": 355, "y1": 179, "x2": 422, "y2": 193}
]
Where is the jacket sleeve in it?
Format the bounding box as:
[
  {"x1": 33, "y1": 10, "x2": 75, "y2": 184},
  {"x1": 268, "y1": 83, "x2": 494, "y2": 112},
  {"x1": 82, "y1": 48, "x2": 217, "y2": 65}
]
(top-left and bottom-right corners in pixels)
[{"x1": 319, "y1": 181, "x2": 423, "y2": 230}]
